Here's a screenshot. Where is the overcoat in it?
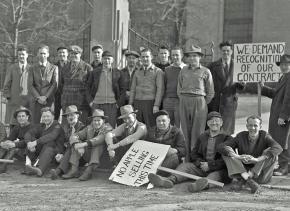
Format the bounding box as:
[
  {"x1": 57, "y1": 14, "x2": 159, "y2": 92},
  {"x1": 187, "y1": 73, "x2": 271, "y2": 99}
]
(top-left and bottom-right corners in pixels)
[
  {"x1": 262, "y1": 72, "x2": 290, "y2": 148},
  {"x1": 207, "y1": 59, "x2": 244, "y2": 134}
]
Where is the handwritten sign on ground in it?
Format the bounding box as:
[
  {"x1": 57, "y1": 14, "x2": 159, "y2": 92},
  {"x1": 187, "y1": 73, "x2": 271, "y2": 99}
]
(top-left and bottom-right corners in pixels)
[
  {"x1": 234, "y1": 42, "x2": 285, "y2": 82},
  {"x1": 109, "y1": 140, "x2": 170, "y2": 187}
]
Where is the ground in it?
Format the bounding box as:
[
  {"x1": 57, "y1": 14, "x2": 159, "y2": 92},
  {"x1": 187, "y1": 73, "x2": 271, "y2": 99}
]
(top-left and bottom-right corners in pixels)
[{"x1": 1, "y1": 95, "x2": 290, "y2": 211}]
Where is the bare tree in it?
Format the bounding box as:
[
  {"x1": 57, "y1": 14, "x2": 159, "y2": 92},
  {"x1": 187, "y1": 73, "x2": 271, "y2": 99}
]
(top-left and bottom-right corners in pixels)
[{"x1": 0, "y1": 0, "x2": 92, "y2": 59}]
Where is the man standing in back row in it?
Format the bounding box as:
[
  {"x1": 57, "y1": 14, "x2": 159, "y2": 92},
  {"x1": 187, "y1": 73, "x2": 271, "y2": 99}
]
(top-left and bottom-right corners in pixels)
[{"x1": 208, "y1": 41, "x2": 245, "y2": 135}]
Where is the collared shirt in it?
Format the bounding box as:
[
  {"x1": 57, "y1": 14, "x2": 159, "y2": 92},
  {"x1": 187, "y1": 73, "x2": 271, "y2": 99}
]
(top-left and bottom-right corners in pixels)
[
  {"x1": 39, "y1": 61, "x2": 48, "y2": 67},
  {"x1": 19, "y1": 62, "x2": 29, "y2": 95},
  {"x1": 177, "y1": 65, "x2": 214, "y2": 103},
  {"x1": 127, "y1": 66, "x2": 135, "y2": 78},
  {"x1": 206, "y1": 136, "x2": 216, "y2": 161},
  {"x1": 93, "y1": 68, "x2": 116, "y2": 104},
  {"x1": 129, "y1": 64, "x2": 164, "y2": 107}
]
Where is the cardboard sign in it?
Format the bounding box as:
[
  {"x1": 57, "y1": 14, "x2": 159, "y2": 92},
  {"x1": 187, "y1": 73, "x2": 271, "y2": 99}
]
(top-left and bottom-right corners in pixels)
[
  {"x1": 233, "y1": 42, "x2": 285, "y2": 82},
  {"x1": 109, "y1": 140, "x2": 170, "y2": 187}
]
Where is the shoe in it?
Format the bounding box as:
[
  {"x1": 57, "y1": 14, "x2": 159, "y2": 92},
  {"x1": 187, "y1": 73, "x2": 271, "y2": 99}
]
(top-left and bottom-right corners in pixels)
[
  {"x1": 148, "y1": 173, "x2": 174, "y2": 188},
  {"x1": 79, "y1": 166, "x2": 93, "y2": 181},
  {"x1": 0, "y1": 164, "x2": 7, "y2": 174},
  {"x1": 62, "y1": 166, "x2": 79, "y2": 179},
  {"x1": 25, "y1": 165, "x2": 43, "y2": 177},
  {"x1": 231, "y1": 179, "x2": 246, "y2": 191},
  {"x1": 246, "y1": 178, "x2": 261, "y2": 194},
  {"x1": 273, "y1": 167, "x2": 288, "y2": 176},
  {"x1": 188, "y1": 178, "x2": 209, "y2": 193},
  {"x1": 50, "y1": 168, "x2": 61, "y2": 180}
]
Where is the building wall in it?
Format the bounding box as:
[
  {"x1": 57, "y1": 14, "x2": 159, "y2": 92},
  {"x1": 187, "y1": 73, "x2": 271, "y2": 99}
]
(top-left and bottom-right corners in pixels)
[
  {"x1": 91, "y1": 0, "x2": 129, "y2": 68},
  {"x1": 252, "y1": 0, "x2": 290, "y2": 53},
  {"x1": 184, "y1": 0, "x2": 224, "y2": 61}
]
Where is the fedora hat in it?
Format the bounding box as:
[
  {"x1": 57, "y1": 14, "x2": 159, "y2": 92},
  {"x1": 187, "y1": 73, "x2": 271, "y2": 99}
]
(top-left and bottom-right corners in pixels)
[
  {"x1": 89, "y1": 109, "x2": 108, "y2": 119},
  {"x1": 118, "y1": 105, "x2": 138, "y2": 119},
  {"x1": 276, "y1": 54, "x2": 290, "y2": 66},
  {"x1": 62, "y1": 105, "x2": 81, "y2": 116},
  {"x1": 184, "y1": 45, "x2": 204, "y2": 56},
  {"x1": 14, "y1": 106, "x2": 31, "y2": 118}
]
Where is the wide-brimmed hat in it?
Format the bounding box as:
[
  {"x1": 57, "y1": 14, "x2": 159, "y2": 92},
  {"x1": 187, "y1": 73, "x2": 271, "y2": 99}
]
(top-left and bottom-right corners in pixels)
[
  {"x1": 89, "y1": 109, "x2": 108, "y2": 119},
  {"x1": 153, "y1": 110, "x2": 170, "y2": 120},
  {"x1": 276, "y1": 54, "x2": 290, "y2": 66},
  {"x1": 184, "y1": 45, "x2": 204, "y2": 56},
  {"x1": 102, "y1": 50, "x2": 114, "y2": 58},
  {"x1": 118, "y1": 105, "x2": 138, "y2": 119},
  {"x1": 14, "y1": 106, "x2": 31, "y2": 118},
  {"x1": 62, "y1": 105, "x2": 81, "y2": 116},
  {"x1": 125, "y1": 50, "x2": 140, "y2": 58},
  {"x1": 69, "y1": 45, "x2": 83, "y2": 54},
  {"x1": 207, "y1": 111, "x2": 222, "y2": 121}
]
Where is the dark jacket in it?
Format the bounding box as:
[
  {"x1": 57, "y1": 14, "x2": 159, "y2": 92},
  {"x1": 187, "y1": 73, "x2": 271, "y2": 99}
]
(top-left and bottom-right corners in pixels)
[
  {"x1": 218, "y1": 130, "x2": 283, "y2": 159},
  {"x1": 7, "y1": 123, "x2": 34, "y2": 148},
  {"x1": 87, "y1": 67, "x2": 126, "y2": 107},
  {"x1": 121, "y1": 66, "x2": 137, "y2": 104},
  {"x1": 262, "y1": 72, "x2": 290, "y2": 148},
  {"x1": 24, "y1": 120, "x2": 65, "y2": 153},
  {"x1": 207, "y1": 59, "x2": 245, "y2": 134},
  {"x1": 29, "y1": 62, "x2": 57, "y2": 105},
  {"x1": 61, "y1": 121, "x2": 85, "y2": 144},
  {"x1": 145, "y1": 125, "x2": 186, "y2": 159},
  {"x1": 191, "y1": 131, "x2": 232, "y2": 172},
  {"x1": 55, "y1": 61, "x2": 70, "y2": 96}
]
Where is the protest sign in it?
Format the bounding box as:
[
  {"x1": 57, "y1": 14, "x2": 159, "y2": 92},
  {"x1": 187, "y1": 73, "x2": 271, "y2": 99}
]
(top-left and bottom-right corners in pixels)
[
  {"x1": 109, "y1": 140, "x2": 170, "y2": 187},
  {"x1": 233, "y1": 42, "x2": 285, "y2": 82}
]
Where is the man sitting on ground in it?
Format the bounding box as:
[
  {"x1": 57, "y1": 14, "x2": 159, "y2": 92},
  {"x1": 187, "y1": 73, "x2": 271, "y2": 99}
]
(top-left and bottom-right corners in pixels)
[
  {"x1": 0, "y1": 106, "x2": 32, "y2": 173},
  {"x1": 62, "y1": 109, "x2": 112, "y2": 181},
  {"x1": 218, "y1": 115, "x2": 283, "y2": 194},
  {"x1": 145, "y1": 110, "x2": 185, "y2": 173},
  {"x1": 149, "y1": 112, "x2": 231, "y2": 192},
  {"x1": 50, "y1": 105, "x2": 85, "y2": 179},
  {"x1": 105, "y1": 105, "x2": 147, "y2": 163},
  {"x1": 25, "y1": 107, "x2": 65, "y2": 177}
]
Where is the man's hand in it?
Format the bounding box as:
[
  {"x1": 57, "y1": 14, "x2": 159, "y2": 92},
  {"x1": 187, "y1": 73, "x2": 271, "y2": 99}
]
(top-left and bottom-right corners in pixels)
[
  {"x1": 107, "y1": 143, "x2": 119, "y2": 151},
  {"x1": 108, "y1": 150, "x2": 115, "y2": 159},
  {"x1": 2, "y1": 97, "x2": 8, "y2": 104},
  {"x1": 239, "y1": 154, "x2": 257, "y2": 164},
  {"x1": 200, "y1": 162, "x2": 209, "y2": 172},
  {"x1": 27, "y1": 140, "x2": 37, "y2": 149},
  {"x1": 37, "y1": 96, "x2": 47, "y2": 105},
  {"x1": 55, "y1": 153, "x2": 63, "y2": 162},
  {"x1": 126, "y1": 91, "x2": 130, "y2": 97},
  {"x1": 278, "y1": 118, "x2": 286, "y2": 126},
  {"x1": 77, "y1": 148, "x2": 85, "y2": 156},
  {"x1": 153, "y1": 106, "x2": 159, "y2": 113},
  {"x1": 89, "y1": 102, "x2": 93, "y2": 108},
  {"x1": 74, "y1": 142, "x2": 87, "y2": 150},
  {"x1": 0, "y1": 141, "x2": 15, "y2": 149},
  {"x1": 167, "y1": 147, "x2": 178, "y2": 156}
]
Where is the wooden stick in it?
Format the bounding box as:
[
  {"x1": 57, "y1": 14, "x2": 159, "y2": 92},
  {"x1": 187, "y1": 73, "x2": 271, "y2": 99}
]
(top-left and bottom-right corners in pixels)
[
  {"x1": 0, "y1": 159, "x2": 14, "y2": 163},
  {"x1": 157, "y1": 166, "x2": 224, "y2": 187}
]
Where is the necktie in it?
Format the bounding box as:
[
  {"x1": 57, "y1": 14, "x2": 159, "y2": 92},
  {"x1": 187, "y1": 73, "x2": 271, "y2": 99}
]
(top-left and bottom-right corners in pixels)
[
  {"x1": 224, "y1": 62, "x2": 229, "y2": 75},
  {"x1": 40, "y1": 64, "x2": 45, "y2": 76},
  {"x1": 20, "y1": 65, "x2": 24, "y2": 92}
]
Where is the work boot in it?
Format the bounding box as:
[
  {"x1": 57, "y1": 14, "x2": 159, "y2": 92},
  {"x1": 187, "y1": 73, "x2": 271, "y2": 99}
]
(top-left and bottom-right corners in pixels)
[
  {"x1": 25, "y1": 165, "x2": 43, "y2": 177},
  {"x1": 273, "y1": 166, "x2": 288, "y2": 176},
  {"x1": 231, "y1": 178, "x2": 246, "y2": 191},
  {"x1": 62, "y1": 165, "x2": 79, "y2": 179},
  {"x1": 246, "y1": 178, "x2": 261, "y2": 194},
  {"x1": 0, "y1": 164, "x2": 7, "y2": 173},
  {"x1": 148, "y1": 173, "x2": 174, "y2": 188},
  {"x1": 79, "y1": 165, "x2": 94, "y2": 181},
  {"x1": 50, "y1": 168, "x2": 62, "y2": 180},
  {"x1": 188, "y1": 178, "x2": 209, "y2": 193}
]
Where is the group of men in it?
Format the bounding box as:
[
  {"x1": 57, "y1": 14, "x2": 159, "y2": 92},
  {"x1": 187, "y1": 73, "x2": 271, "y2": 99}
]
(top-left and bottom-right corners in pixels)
[{"x1": 0, "y1": 40, "x2": 288, "y2": 194}]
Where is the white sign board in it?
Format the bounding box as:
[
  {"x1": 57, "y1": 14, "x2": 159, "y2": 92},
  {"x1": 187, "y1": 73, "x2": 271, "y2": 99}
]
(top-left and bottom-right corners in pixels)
[
  {"x1": 109, "y1": 140, "x2": 170, "y2": 187},
  {"x1": 233, "y1": 42, "x2": 285, "y2": 82}
]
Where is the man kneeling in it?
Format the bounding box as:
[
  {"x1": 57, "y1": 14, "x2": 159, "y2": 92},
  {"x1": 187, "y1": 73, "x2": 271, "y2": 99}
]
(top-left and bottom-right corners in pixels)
[
  {"x1": 62, "y1": 109, "x2": 112, "y2": 181},
  {"x1": 149, "y1": 112, "x2": 231, "y2": 192},
  {"x1": 218, "y1": 115, "x2": 282, "y2": 194}
]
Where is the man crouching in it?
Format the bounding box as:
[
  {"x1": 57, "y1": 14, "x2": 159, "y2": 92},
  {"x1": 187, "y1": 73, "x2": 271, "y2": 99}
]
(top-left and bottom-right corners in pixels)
[
  {"x1": 62, "y1": 109, "x2": 112, "y2": 181},
  {"x1": 149, "y1": 112, "x2": 231, "y2": 192},
  {"x1": 218, "y1": 115, "x2": 282, "y2": 194}
]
